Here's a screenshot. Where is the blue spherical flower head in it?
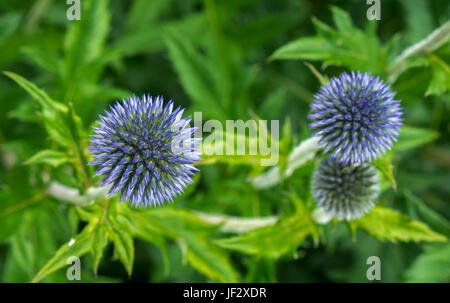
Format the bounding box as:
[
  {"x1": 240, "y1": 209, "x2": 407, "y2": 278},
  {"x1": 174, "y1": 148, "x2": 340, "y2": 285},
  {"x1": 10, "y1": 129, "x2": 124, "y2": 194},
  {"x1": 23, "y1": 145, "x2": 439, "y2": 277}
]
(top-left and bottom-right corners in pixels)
[
  {"x1": 88, "y1": 95, "x2": 201, "y2": 208},
  {"x1": 312, "y1": 158, "x2": 380, "y2": 221},
  {"x1": 309, "y1": 71, "x2": 402, "y2": 165}
]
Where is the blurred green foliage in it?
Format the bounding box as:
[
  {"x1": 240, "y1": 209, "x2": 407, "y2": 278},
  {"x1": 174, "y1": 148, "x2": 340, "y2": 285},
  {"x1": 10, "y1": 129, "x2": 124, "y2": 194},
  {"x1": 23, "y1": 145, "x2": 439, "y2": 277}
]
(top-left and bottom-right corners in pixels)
[{"x1": 0, "y1": 0, "x2": 449, "y2": 283}]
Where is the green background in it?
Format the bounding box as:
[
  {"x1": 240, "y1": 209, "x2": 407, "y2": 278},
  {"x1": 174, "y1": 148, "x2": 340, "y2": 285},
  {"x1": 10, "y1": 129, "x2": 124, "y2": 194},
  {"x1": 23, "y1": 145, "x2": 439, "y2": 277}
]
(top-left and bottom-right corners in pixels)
[{"x1": 0, "y1": 0, "x2": 449, "y2": 283}]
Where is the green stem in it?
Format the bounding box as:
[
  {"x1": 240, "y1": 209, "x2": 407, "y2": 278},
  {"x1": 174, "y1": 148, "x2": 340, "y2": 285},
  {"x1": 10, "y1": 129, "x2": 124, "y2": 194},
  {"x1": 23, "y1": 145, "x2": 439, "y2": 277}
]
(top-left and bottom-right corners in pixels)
[
  {"x1": 46, "y1": 183, "x2": 279, "y2": 233},
  {"x1": 46, "y1": 182, "x2": 109, "y2": 206}
]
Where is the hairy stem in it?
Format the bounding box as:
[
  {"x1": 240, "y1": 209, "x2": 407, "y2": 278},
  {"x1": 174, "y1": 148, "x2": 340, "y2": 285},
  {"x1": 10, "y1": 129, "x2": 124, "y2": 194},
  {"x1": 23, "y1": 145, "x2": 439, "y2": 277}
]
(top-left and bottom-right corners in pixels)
[{"x1": 46, "y1": 182, "x2": 278, "y2": 232}]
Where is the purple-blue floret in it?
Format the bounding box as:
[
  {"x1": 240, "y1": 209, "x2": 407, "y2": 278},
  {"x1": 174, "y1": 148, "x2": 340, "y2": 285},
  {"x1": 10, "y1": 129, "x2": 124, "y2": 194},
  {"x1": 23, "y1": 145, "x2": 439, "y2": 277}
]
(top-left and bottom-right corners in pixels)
[
  {"x1": 312, "y1": 158, "x2": 380, "y2": 221},
  {"x1": 309, "y1": 72, "x2": 402, "y2": 164},
  {"x1": 88, "y1": 95, "x2": 201, "y2": 208}
]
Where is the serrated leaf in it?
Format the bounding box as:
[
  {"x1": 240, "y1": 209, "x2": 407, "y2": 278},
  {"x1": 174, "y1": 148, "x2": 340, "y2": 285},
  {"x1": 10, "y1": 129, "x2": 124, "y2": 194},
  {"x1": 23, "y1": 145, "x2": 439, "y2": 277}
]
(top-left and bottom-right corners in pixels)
[
  {"x1": 182, "y1": 234, "x2": 237, "y2": 283},
  {"x1": 132, "y1": 214, "x2": 170, "y2": 276},
  {"x1": 395, "y1": 125, "x2": 439, "y2": 151},
  {"x1": 373, "y1": 154, "x2": 396, "y2": 190},
  {"x1": 270, "y1": 36, "x2": 333, "y2": 61},
  {"x1": 112, "y1": 13, "x2": 206, "y2": 57},
  {"x1": 41, "y1": 115, "x2": 71, "y2": 147},
  {"x1": 4, "y1": 71, "x2": 72, "y2": 147},
  {"x1": 164, "y1": 30, "x2": 226, "y2": 120},
  {"x1": 3, "y1": 71, "x2": 67, "y2": 113},
  {"x1": 271, "y1": 7, "x2": 384, "y2": 73},
  {"x1": 66, "y1": 102, "x2": 91, "y2": 191},
  {"x1": 64, "y1": 0, "x2": 110, "y2": 68},
  {"x1": 91, "y1": 224, "x2": 110, "y2": 275},
  {"x1": 25, "y1": 150, "x2": 72, "y2": 167},
  {"x1": 61, "y1": 0, "x2": 111, "y2": 109},
  {"x1": 132, "y1": 209, "x2": 238, "y2": 282},
  {"x1": 110, "y1": 228, "x2": 134, "y2": 277},
  {"x1": 425, "y1": 53, "x2": 450, "y2": 96},
  {"x1": 21, "y1": 46, "x2": 62, "y2": 74},
  {"x1": 7, "y1": 98, "x2": 39, "y2": 123},
  {"x1": 214, "y1": 210, "x2": 317, "y2": 259},
  {"x1": 32, "y1": 223, "x2": 95, "y2": 283},
  {"x1": 330, "y1": 6, "x2": 353, "y2": 34},
  {"x1": 353, "y1": 206, "x2": 447, "y2": 242},
  {"x1": 279, "y1": 118, "x2": 292, "y2": 159},
  {"x1": 392, "y1": 20, "x2": 450, "y2": 64},
  {"x1": 389, "y1": 20, "x2": 450, "y2": 82},
  {"x1": 9, "y1": 234, "x2": 35, "y2": 279}
]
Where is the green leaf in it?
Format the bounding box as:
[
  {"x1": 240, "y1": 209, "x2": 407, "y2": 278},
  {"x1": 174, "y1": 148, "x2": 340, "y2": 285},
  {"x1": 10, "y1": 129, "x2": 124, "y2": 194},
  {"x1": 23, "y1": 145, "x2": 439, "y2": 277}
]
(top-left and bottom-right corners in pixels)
[
  {"x1": 67, "y1": 102, "x2": 91, "y2": 192},
  {"x1": 389, "y1": 20, "x2": 450, "y2": 82},
  {"x1": 425, "y1": 53, "x2": 450, "y2": 96},
  {"x1": 111, "y1": 13, "x2": 206, "y2": 57},
  {"x1": 64, "y1": 0, "x2": 110, "y2": 68},
  {"x1": 110, "y1": 228, "x2": 134, "y2": 277},
  {"x1": 164, "y1": 30, "x2": 226, "y2": 120},
  {"x1": 181, "y1": 234, "x2": 238, "y2": 283},
  {"x1": 404, "y1": 191, "x2": 450, "y2": 237},
  {"x1": 21, "y1": 46, "x2": 62, "y2": 75},
  {"x1": 91, "y1": 224, "x2": 110, "y2": 275},
  {"x1": 270, "y1": 36, "x2": 333, "y2": 61},
  {"x1": 395, "y1": 125, "x2": 439, "y2": 151},
  {"x1": 8, "y1": 234, "x2": 35, "y2": 280},
  {"x1": 125, "y1": 0, "x2": 170, "y2": 32},
  {"x1": 3, "y1": 71, "x2": 71, "y2": 147},
  {"x1": 24, "y1": 150, "x2": 72, "y2": 168},
  {"x1": 61, "y1": 0, "x2": 110, "y2": 106},
  {"x1": 373, "y1": 154, "x2": 396, "y2": 190},
  {"x1": 200, "y1": 129, "x2": 275, "y2": 168},
  {"x1": 330, "y1": 6, "x2": 353, "y2": 34},
  {"x1": 7, "y1": 97, "x2": 39, "y2": 123},
  {"x1": 392, "y1": 20, "x2": 450, "y2": 64},
  {"x1": 404, "y1": 243, "x2": 450, "y2": 282},
  {"x1": 353, "y1": 206, "x2": 447, "y2": 242},
  {"x1": 0, "y1": 12, "x2": 21, "y2": 45},
  {"x1": 224, "y1": 11, "x2": 299, "y2": 51},
  {"x1": 214, "y1": 209, "x2": 317, "y2": 259},
  {"x1": 32, "y1": 223, "x2": 95, "y2": 283},
  {"x1": 3, "y1": 71, "x2": 67, "y2": 113},
  {"x1": 270, "y1": 6, "x2": 385, "y2": 74},
  {"x1": 131, "y1": 214, "x2": 170, "y2": 276},
  {"x1": 41, "y1": 116, "x2": 72, "y2": 147},
  {"x1": 132, "y1": 209, "x2": 238, "y2": 282}
]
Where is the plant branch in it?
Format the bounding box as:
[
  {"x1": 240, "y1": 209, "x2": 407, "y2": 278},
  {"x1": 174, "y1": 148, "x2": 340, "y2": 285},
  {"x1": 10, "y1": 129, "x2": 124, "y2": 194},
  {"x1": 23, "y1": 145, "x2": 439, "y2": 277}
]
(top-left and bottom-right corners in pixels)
[
  {"x1": 46, "y1": 182, "x2": 109, "y2": 206},
  {"x1": 193, "y1": 211, "x2": 278, "y2": 233},
  {"x1": 388, "y1": 20, "x2": 450, "y2": 83},
  {"x1": 46, "y1": 183, "x2": 278, "y2": 232}
]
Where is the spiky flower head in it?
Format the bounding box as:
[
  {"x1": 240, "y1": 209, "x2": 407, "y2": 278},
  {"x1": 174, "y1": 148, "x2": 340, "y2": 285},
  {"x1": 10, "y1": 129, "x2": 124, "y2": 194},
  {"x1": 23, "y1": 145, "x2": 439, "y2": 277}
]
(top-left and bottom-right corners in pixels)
[
  {"x1": 311, "y1": 158, "x2": 380, "y2": 221},
  {"x1": 88, "y1": 95, "x2": 201, "y2": 208},
  {"x1": 309, "y1": 71, "x2": 402, "y2": 165}
]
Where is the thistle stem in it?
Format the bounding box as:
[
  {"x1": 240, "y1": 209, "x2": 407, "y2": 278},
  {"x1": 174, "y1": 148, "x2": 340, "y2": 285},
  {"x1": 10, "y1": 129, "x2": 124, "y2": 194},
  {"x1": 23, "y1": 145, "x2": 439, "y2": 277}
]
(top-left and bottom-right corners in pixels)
[
  {"x1": 46, "y1": 182, "x2": 109, "y2": 206},
  {"x1": 46, "y1": 182, "x2": 278, "y2": 232}
]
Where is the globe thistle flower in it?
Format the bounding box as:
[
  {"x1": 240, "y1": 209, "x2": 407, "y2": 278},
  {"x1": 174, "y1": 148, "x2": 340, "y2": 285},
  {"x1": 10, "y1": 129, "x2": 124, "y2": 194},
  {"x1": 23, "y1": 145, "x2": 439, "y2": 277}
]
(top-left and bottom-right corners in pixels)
[
  {"x1": 311, "y1": 158, "x2": 380, "y2": 221},
  {"x1": 309, "y1": 71, "x2": 402, "y2": 165},
  {"x1": 88, "y1": 95, "x2": 201, "y2": 208}
]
